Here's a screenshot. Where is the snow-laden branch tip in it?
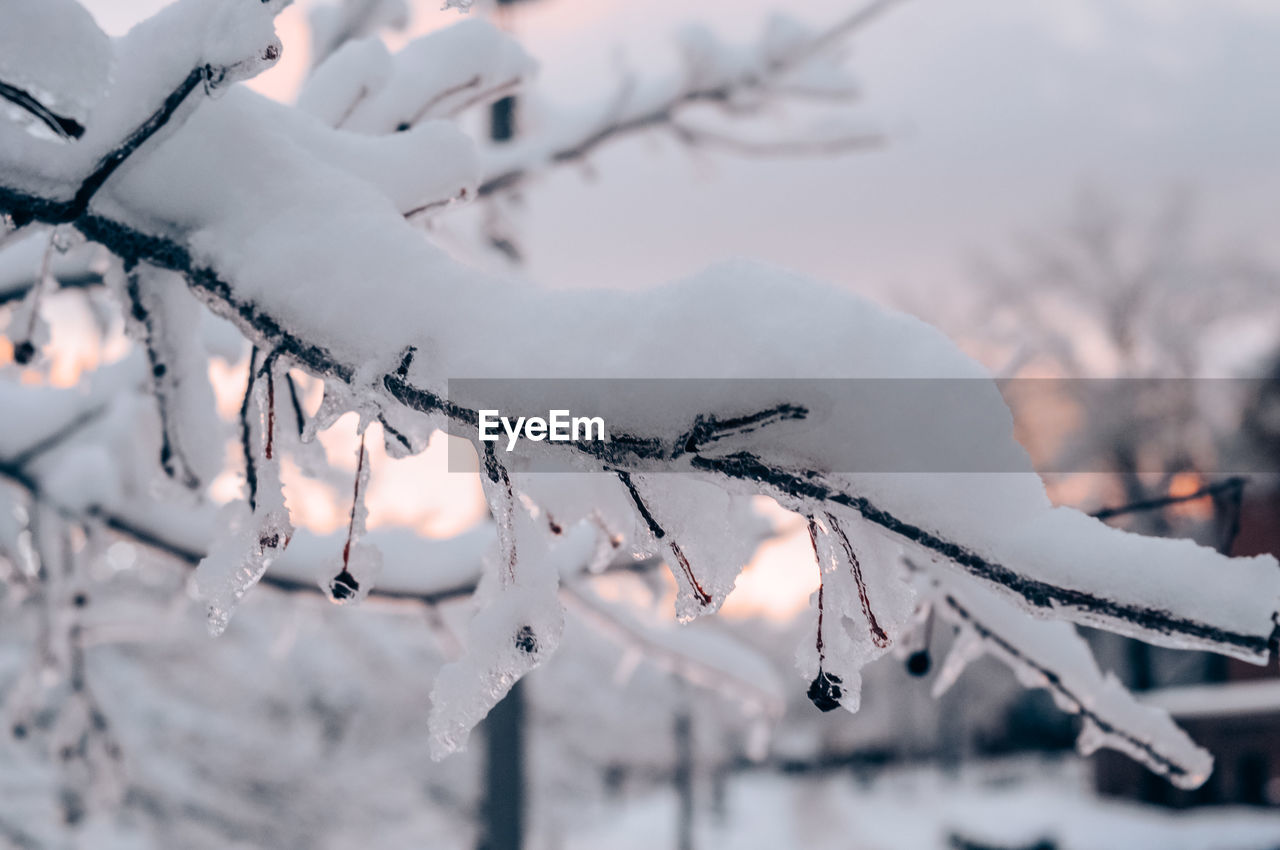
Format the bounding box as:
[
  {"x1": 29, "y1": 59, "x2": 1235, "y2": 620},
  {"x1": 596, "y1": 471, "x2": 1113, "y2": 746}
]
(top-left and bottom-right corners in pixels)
[
  {"x1": 474, "y1": 2, "x2": 899, "y2": 197},
  {"x1": 906, "y1": 557, "x2": 1214, "y2": 790}
]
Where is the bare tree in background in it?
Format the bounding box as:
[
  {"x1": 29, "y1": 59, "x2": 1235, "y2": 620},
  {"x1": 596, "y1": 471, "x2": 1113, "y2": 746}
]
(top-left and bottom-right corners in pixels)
[{"x1": 957, "y1": 190, "x2": 1280, "y2": 689}]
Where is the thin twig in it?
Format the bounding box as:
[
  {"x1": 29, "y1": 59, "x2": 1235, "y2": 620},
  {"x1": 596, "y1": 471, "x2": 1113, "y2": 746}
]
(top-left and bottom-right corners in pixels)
[
  {"x1": 1090, "y1": 477, "x2": 1246, "y2": 521},
  {"x1": 0, "y1": 79, "x2": 84, "y2": 140}
]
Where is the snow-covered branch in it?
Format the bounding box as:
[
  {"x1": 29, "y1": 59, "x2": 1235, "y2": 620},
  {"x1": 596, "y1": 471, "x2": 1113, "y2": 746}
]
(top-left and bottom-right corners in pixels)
[{"x1": 476, "y1": 0, "x2": 900, "y2": 197}]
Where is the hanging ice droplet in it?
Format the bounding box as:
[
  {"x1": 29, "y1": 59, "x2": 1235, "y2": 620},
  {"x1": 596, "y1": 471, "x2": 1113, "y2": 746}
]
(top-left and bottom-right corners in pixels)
[
  {"x1": 324, "y1": 540, "x2": 381, "y2": 605},
  {"x1": 906, "y1": 649, "x2": 931, "y2": 677},
  {"x1": 323, "y1": 431, "x2": 381, "y2": 604},
  {"x1": 807, "y1": 669, "x2": 843, "y2": 712},
  {"x1": 930, "y1": 627, "x2": 985, "y2": 699}
]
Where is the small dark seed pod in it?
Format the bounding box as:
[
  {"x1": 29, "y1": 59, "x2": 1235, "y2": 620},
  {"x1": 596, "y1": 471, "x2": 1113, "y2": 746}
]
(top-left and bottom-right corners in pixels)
[
  {"x1": 906, "y1": 650, "x2": 931, "y2": 677},
  {"x1": 807, "y1": 669, "x2": 843, "y2": 713},
  {"x1": 328, "y1": 569, "x2": 359, "y2": 601}
]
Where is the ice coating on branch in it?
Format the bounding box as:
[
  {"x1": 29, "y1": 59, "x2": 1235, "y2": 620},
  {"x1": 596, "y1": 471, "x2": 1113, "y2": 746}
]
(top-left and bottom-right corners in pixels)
[
  {"x1": 916, "y1": 560, "x2": 1214, "y2": 789},
  {"x1": 427, "y1": 507, "x2": 577, "y2": 759},
  {"x1": 798, "y1": 517, "x2": 915, "y2": 713},
  {"x1": 0, "y1": 0, "x2": 112, "y2": 127},
  {"x1": 325, "y1": 432, "x2": 382, "y2": 604},
  {"x1": 625, "y1": 474, "x2": 760, "y2": 621},
  {"x1": 196, "y1": 361, "x2": 293, "y2": 635},
  {"x1": 122, "y1": 264, "x2": 225, "y2": 490},
  {"x1": 197, "y1": 501, "x2": 293, "y2": 636}
]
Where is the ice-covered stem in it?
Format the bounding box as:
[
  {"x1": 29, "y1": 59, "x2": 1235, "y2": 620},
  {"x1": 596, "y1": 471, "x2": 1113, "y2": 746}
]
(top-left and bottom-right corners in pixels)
[
  {"x1": 807, "y1": 517, "x2": 826, "y2": 655},
  {"x1": 482, "y1": 441, "x2": 519, "y2": 585},
  {"x1": 329, "y1": 428, "x2": 369, "y2": 600},
  {"x1": 199, "y1": 350, "x2": 292, "y2": 634},
  {"x1": 6, "y1": 230, "x2": 58, "y2": 364},
  {"x1": 125, "y1": 264, "x2": 200, "y2": 490},
  {"x1": 238, "y1": 347, "x2": 261, "y2": 510},
  {"x1": 475, "y1": 0, "x2": 901, "y2": 197},
  {"x1": 909, "y1": 557, "x2": 1214, "y2": 789},
  {"x1": 284, "y1": 373, "x2": 307, "y2": 438},
  {"x1": 804, "y1": 516, "x2": 844, "y2": 712},
  {"x1": 615, "y1": 470, "x2": 712, "y2": 609},
  {"x1": 0, "y1": 79, "x2": 85, "y2": 140},
  {"x1": 824, "y1": 512, "x2": 889, "y2": 648}
]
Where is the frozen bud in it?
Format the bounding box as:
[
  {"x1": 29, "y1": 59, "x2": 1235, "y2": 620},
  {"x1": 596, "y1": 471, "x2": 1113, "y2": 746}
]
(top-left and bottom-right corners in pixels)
[
  {"x1": 328, "y1": 569, "x2": 359, "y2": 601},
  {"x1": 807, "y1": 669, "x2": 843, "y2": 712},
  {"x1": 324, "y1": 542, "x2": 382, "y2": 605}
]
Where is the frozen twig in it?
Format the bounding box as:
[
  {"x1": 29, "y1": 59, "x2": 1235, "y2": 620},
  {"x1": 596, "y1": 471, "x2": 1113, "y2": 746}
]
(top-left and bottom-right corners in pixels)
[
  {"x1": 0, "y1": 79, "x2": 85, "y2": 140},
  {"x1": 476, "y1": 0, "x2": 900, "y2": 197}
]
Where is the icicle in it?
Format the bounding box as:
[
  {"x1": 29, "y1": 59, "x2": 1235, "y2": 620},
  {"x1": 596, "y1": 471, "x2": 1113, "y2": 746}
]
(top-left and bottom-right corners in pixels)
[
  {"x1": 480, "y1": 442, "x2": 518, "y2": 586},
  {"x1": 5, "y1": 230, "x2": 60, "y2": 365},
  {"x1": 898, "y1": 601, "x2": 934, "y2": 677},
  {"x1": 197, "y1": 357, "x2": 292, "y2": 635},
  {"x1": 930, "y1": 626, "x2": 985, "y2": 699},
  {"x1": 801, "y1": 519, "x2": 859, "y2": 714},
  {"x1": 324, "y1": 428, "x2": 382, "y2": 603},
  {"x1": 427, "y1": 484, "x2": 565, "y2": 759}
]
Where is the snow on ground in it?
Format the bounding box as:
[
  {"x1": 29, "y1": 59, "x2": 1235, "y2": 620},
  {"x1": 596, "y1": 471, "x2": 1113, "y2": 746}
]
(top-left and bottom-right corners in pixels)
[{"x1": 565, "y1": 758, "x2": 1280, "y2": 850}]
